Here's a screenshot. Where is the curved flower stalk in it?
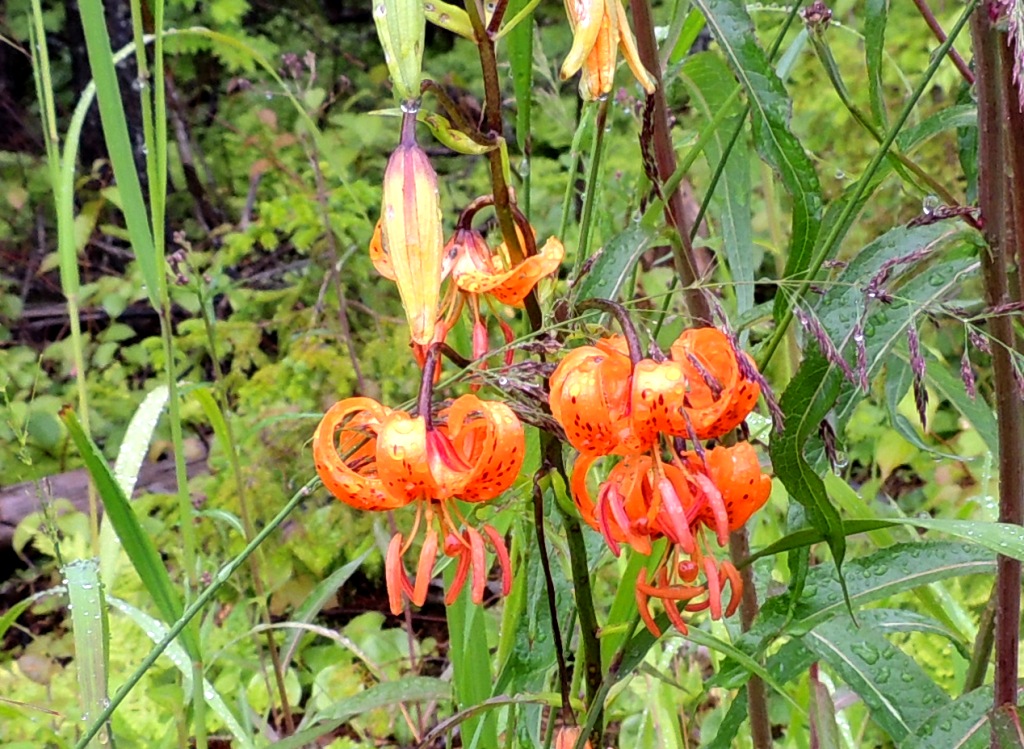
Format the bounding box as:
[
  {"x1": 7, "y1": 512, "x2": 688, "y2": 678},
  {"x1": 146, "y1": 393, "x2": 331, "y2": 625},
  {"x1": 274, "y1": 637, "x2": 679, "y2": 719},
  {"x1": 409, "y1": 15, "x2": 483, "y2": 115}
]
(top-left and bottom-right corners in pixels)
[
  {"x1": 314, "y1": 391, "x2": 525, "y2": 614},
  {"x1": 561, "y1": 0, "x2": 656, "y2": 99}
]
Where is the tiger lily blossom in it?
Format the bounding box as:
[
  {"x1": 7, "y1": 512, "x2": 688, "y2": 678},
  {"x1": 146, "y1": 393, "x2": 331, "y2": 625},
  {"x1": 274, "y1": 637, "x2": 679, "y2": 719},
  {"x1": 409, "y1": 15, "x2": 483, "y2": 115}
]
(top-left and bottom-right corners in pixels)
[
  {"x1": 561, "y1": 0, "x2": 656, "y2": 100},
  {"x1": 313, "y1": 391, "x2": 525, "y2": 614},
  {"x1": 570, "y1": 442, "x2": 771, "y2": 635},
  {"x1": 548, "y1": 328, "x2": 761, "y2": 456}
]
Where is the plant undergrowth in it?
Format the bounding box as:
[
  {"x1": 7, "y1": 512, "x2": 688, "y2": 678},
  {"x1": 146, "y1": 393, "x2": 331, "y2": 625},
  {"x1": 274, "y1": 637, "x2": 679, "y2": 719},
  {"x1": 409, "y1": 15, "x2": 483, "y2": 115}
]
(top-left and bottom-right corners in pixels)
[{"x1": 1, "y1": 0, "x2": 1023, "y2": 747}]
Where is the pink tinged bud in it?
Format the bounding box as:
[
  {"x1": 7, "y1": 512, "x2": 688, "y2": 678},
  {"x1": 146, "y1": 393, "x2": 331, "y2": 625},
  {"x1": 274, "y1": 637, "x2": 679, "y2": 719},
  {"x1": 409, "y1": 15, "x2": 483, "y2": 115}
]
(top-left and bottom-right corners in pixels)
[{"x1": 381, "y1": 139, "x2": 444, "y2": 345}]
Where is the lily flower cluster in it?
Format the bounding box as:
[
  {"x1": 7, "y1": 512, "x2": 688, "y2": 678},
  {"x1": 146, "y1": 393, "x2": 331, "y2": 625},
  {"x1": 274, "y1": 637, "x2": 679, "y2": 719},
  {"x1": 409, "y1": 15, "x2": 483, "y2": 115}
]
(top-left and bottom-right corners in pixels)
[
  {"x1": 548, "y1": 327, "x2": 771, "y2": 636},
  {"x1": 314, "y1": 111, "x2": 562, "y2": 615}
]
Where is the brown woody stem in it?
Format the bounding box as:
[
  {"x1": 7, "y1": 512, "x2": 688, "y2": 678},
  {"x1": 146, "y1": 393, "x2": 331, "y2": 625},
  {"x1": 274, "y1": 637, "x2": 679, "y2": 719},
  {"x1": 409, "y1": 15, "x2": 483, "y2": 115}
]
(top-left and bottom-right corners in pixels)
[
  {"x1": 970, "y1": 6, "x2": 1024, "y2": 725},
  {"x1": 628, "y1": 0, "x2": 712, "y2": 325}
]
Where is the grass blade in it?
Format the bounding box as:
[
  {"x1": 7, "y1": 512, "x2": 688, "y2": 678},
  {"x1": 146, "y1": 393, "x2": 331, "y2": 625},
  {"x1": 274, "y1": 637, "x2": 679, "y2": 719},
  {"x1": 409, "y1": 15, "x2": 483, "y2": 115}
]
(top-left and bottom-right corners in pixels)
[
  {"x1": 65, "y1": 558, "x2": 111, "y2": 748},
  {"x1": 60, "y1": 407, "x2": 197, "y2": 659}
]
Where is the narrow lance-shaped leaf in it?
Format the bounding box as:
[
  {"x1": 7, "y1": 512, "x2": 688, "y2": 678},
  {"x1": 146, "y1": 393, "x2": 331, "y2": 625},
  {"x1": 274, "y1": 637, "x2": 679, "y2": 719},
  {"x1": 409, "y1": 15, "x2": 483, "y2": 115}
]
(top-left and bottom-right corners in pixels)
[
  {"x1": 690, "y1": 0, "x2": 823, "y2": 321},
  {"x1": 61, "y1": 407, "x2": 198, "y2": 659}
]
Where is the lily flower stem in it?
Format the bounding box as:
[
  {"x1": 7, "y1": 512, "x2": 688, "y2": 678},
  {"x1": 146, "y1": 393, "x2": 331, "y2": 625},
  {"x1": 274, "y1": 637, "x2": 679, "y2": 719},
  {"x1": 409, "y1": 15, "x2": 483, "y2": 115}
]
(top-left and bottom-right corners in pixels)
[
  {"x1": 575, "y1": 298, "x2": 644, "y2": 364},
  {"x1": 465, "y1": 0, "x2": 525, "y2": 266},
  {"x1": 546, "y1": 436, "x2": 604, "y2": 744},
  {"x1": 969, "y1": 8, "x2": 1024, "y2": 724},
  {"x1": 729, "y1": 527, "x2": 771, "y2": 749},
  {"x1": 627, "y1": 0, "x2": 712, "y2": 326},
  {"x1": 533, "y1": 478, "x2": 573, "y2": 721},
  {"x1": 418, "y1": 344, "x2": 442, "y2": 429}
]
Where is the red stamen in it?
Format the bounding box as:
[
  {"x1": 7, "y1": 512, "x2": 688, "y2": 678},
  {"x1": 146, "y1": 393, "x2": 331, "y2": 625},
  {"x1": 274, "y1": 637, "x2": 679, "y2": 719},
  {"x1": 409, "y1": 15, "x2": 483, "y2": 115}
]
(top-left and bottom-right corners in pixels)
[
  {"x1": 703, "y1": 555, "x2": 722, "y2": 620},
  {"x1": 656, "y1": 476, "x2": 695, "y2": 555},
  {"x1": 596, "y1": 484, "x2": 622, "y2": 557},
  {"x1": 386, "y1": 533, "x2": 406, "y2": 616},
  {"x1": 498, "y1": 319, "x2": 515, "y2": 366},
  {"x1": 467, "y1": 527, "x2": 488, "y2": 604},
  {"x1": 483, "y1": 524, "x2": 513, "y2": 596},
  {"x1": 412, "y1": 528, "x2": 438, "y2": 606},
  {"x1": 446, "y1": 546, "x2": 472, "y2": 605},
  {"x1": 664, "y1": 600, "x2": 690, "y2": 634},
  {"x1": 694, "y1": 472, "x2": 729, "y2": 546},
  {"x1": 636, "y1": 570, "x2": 662, "y2": 638},
  {"x1": 720, "y1": 560, "x2": 743, "y2": 618}
]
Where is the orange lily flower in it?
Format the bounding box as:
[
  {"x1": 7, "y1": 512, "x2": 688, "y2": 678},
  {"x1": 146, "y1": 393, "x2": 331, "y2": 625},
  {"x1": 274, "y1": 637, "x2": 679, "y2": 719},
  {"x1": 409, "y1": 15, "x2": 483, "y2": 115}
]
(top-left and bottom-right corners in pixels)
[
  {"x1": 313, "y1": 394, "x2": 525, "y2": 614},
  {"x1": 561, "y1": 0, "x2": 656, "y2": 100},
  {"x1": 449, "y1": 226, "x2": 565, "y2": 307},
  {"x1": 549, "y1": 329, "x2": 761, "y2": 455},
  {"x1": 569, "y1": 442, "x2": 771, "y2": 635}
]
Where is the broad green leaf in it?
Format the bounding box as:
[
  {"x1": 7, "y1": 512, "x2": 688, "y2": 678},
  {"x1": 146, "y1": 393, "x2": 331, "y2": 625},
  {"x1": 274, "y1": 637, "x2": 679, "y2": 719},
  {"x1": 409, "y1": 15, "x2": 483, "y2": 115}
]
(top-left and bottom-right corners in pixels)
[
  {"x1": 0, "y1": 588, "x2": 65, "y2": 644},
  {"x1": 990, "y1": 705, "x2": 1024, "y2": 747},
  {"x1": 680, "y1": 53, "x2": 755, "y2": 315},
  {"x1": 106, "y1": 596, "x2": 253, "y2": 749},
  {"x1": 885, "y1": 359, "x2": 963, "y2": 459},
  {"x1": 768, "y1": 343, "x2": 848, "y2": 588},
  {"x1": 804, "y1": 619, "x2": 949, "y2": 741},
  {"x1": 448, "y1": 566, "x2": 498, "y2": 748},
  {"x1": 904, "y1": 686, "x2": 992, "y2": 749},
  {"x1": 864, "y1": 0, "x2": 888, "y2": 128},
  {"x1": 575, "y1": 224, "x2": 658, "y2": 302},
  {"x1": 737, "y1": 541, "x2": 994, "y2": 657},
  {"x1": 272, "y1": 677, "x2": 451, "y2": 749},
  {"x1": 896, "y1": 104, "x2": 978, "y2": 153},
  {"x1": 61, "y1": 408, "x2": 198, "y2": 659},
  {"x1": 668, "y1": 8, "x2": 706, "y2": 64},
  {"x1": 689, "y1": 0, "x2": 822, "y2": 322}
]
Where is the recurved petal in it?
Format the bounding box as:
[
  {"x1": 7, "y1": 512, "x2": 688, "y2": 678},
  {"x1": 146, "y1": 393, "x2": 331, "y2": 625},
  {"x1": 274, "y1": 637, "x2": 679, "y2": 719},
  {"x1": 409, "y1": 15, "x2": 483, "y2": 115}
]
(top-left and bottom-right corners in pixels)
[
  {"x1": 549, "y1": 346, "x2": 634, "y2": 455},
  {"x1": 313, "y1": 398, "x2": 407, "y2": 510},
  {"x1": 376, "y1": 411, "x2": 437, "y2": 503},
  {"x1": 672, "y1": 328, "x2": 761, "y2": 438},
  {"x1": 630, "y1": 358, "x2": 690, "y2": 444},
  {"x1": 444, "y1": 394, "x2": 525, "y2": 501},
  {"x1": 612, "y1": 0, "x2": 656, "y2": 94},
  {"x1": 561, "y1": 0, "x2": 606, "y2": 80},
  {"x1": 456, "y1": 236, "x2": 565, "y2": 305}
]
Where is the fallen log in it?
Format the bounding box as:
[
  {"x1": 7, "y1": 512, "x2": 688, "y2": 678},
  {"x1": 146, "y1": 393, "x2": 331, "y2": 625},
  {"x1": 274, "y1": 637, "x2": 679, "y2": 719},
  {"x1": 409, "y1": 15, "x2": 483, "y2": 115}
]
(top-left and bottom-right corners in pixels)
[{"x1": 0, "y1": 451, "x2": 208, "y2": 547}]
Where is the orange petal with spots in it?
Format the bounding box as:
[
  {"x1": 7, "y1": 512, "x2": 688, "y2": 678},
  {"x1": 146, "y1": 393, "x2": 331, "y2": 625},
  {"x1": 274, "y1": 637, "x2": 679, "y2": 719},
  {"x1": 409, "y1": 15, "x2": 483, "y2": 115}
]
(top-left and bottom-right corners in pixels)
[
  {"x1": 455, "y1": 236, "x2": 565, "y2": 306},
  {"x1": 313, "y1": 397, "x2": 408, "y2": 511},
  {"x1": 549, "y1": 343, "x2": 638, "y2": 455},
  {"x1": 375, "y1": 411, "x2": 438, "y2": 503},
  {"x1": 684, "y1": 443, "x2": 771, "y2": 532},
  {"x1": 443, "y1": 394, "x2": 525, "y2": 501}
]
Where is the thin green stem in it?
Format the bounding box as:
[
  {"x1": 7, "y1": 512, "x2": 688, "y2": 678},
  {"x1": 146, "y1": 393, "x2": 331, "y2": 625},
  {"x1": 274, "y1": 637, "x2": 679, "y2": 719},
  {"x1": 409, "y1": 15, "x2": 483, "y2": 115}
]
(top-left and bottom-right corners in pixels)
[
  {"x1": 73, "y1": 478, "x2": 317, "y2": 749},
  {"x1": 558, "y1": 106, "x2": 594, "y2": 243},
  {"x1": 756, "y1": 0, "x2": 979, "y2": 372},
  {"x1": 571, "y1": 98, "x2": 610, "y2": 285},
  {"x1": 29, "y1": 0, "x2": 99, "y2": 554}
]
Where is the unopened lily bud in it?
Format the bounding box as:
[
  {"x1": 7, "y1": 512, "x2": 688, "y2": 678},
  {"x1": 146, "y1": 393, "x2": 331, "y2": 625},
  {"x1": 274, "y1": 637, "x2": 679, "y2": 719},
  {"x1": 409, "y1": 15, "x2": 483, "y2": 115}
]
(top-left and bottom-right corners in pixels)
[
  {"x1": 381, "y1": 121, "x2": 444, "y2": 345},
  {"x1": 372, "y1": 0, "x2": 425, "y2": 102}
]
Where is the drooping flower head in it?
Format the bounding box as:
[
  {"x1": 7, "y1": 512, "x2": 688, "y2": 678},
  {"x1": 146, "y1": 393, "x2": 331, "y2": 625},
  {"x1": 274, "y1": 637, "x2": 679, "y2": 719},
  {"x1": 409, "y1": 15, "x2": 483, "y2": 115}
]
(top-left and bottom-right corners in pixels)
[
  {"x1": 548, "y1": 312, "x2": 770, "y2": 635},
  {"x1": 561, "y1": 0, "x2": 656, "y2": 100},
  {"x1": 314, "y1": 388, "x2": 525, "y2": 614}
]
